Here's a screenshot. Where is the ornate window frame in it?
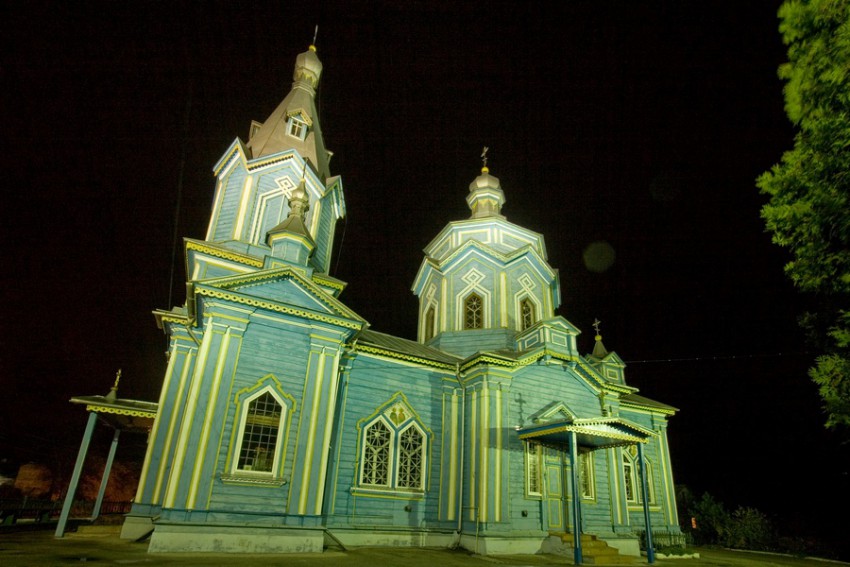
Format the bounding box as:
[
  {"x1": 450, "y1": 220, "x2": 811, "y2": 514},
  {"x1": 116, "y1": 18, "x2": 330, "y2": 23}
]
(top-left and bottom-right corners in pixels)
[
  {"x1": 464, "y1": 292, "x2": 484, "y2": 329},
  {"x1": 225, "y1": 376, "x2": 295, "y2": 483},
  {"x1": 354, "y1": 394, "x2": 430, "y2": 496},
  {"x1": 287, "y1": 116, "x2": 307, "y2": 140}
]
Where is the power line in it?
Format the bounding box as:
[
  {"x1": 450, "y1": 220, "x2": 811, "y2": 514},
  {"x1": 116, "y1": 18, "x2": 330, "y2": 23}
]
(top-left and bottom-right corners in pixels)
[{"x1": 625, "y1": 351, "x2": 811, "y2": 365}]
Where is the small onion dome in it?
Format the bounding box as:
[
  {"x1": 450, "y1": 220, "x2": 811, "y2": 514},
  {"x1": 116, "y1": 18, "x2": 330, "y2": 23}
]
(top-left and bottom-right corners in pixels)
[
  {"x1": 466, "y1": 167, "x2": 506, "y2": 218},
  {"x1": 294, "y1": 45, "x2": 323, "y2": 88}
]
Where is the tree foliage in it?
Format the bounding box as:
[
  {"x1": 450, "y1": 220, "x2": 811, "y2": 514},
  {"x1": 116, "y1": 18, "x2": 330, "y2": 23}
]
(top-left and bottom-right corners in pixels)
[{"x1": 757, "y1": 0, "x2": 850, "y2": 430}]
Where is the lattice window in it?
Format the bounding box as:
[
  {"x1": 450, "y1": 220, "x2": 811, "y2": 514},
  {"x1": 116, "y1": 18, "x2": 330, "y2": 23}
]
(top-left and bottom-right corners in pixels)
[
  {"x1": 358, "y1": 408, "x2": 428, "y2": 492},
  {"x1": 361, "y1": 420, "x2": 391, "y2": 486},
  {"x1": 464, "y1": 293, "x2": 483, "y2": 329},
  {"x1": 526, "y1": 441, "x2": 543, "y2": 496},
  {"x1": 397, "y1": 426, "x2": 424, "y2": 489},
  {"x1": 236, "y1": 392, "x2": 283, "y2": 473},
  {"x1": 520, "y1": 298, "x2": 536, "y2": 330}
]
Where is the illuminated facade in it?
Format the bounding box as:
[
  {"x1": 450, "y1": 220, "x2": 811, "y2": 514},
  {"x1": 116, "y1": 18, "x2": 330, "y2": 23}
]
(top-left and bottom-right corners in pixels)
[{"x1": 123, "y1": 45, "x2": 681, "y2": 558}]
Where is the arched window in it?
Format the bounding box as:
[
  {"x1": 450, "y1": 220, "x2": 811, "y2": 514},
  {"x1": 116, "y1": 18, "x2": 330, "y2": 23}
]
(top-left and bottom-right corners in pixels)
[
  {"x1": 397, "y1": 425, "x2": 424, "y2": 489},
  {"x1": 424, "y1": 306, "x2": 436, "y2": 342},
  {"x1": 358, "y1": 408, "x2": 428, "y2": 492},
  {"x1": 361, "y1": 420, "x2": 392, "y2": 486},
  {"x1": 623, "y1": 450, "x2": 655, "y2": 504},
  {"x1": 520, "y1": 298, "x2": 536, "y2": 330},
  {"x1": 235, "y1": 391, "x2": 285, "y2": 474},
  {"x1": 464, "y1": 293, "x2": 483, "y2": 329}
]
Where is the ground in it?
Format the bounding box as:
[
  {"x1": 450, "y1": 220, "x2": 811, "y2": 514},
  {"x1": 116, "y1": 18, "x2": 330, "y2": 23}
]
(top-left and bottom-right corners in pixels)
[{"x1": 0, "y1": 529, "x2": 847, "y2": 566}]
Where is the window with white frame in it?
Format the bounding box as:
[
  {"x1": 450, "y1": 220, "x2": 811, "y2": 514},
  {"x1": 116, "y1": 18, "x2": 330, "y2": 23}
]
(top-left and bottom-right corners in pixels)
[
  {"x1": 579, "y1": 451, "x2": 595, "y2": 499},
  {"x1": 526, "y1": 440, "x2": 543, "y2": 496},
  {"x1": 359, "y1": 413, "x2": 427, "y2": 491},
  {"x1": 287, "y1": 116, "x2": 307, "y2": 140},
  {"x1": 234, "y1": 390, "x2": 286, "y2": 475}
]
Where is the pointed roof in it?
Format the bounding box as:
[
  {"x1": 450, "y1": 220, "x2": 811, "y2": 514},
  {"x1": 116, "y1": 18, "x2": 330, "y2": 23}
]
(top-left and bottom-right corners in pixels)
[
  {"x1": 247, "y1": 45, "x2": 331, "y2": 179},
  {"x1": 267, "y1": 178, "x2": 315, "y2": 246}
]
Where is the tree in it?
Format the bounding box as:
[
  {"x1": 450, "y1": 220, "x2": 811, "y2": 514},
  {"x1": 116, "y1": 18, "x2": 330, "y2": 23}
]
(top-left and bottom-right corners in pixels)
[{"x1": 757, "y1": 0, "x2": 850, "y2": 430}]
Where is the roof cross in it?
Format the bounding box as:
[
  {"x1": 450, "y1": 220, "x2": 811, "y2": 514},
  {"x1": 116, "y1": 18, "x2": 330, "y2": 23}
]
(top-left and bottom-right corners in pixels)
[
  {"x1": 593, "y1": 318, "x2": 602, "y2": 335},
  {"x1": 481, "y1": 146, "x2": 489, "y2": 169}
]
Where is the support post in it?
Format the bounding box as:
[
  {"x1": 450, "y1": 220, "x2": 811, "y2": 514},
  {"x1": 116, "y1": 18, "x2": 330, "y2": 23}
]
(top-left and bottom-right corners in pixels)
[
  {"x1": 638, "y1": 442, "x2": 655, "y2": 564},
  {"x1": 569, "y1": 431, "x2": 582, "y2": 565},
  {"x1": 55, "y1": 411, "x2": 98, "y2": 538},
  {"x1": 92, "y1": 428, "x2": 120, "y2": 521}
]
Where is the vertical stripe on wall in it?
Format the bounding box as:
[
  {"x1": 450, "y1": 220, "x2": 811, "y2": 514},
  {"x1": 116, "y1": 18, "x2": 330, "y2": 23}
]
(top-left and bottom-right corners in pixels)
[
  {"x1": 135, "y1": 344, "x2": 179, "y2": 502},
  {"x1": 152, "y1": 347, "x2": 194, "y2": 504},
  {"x1": 187, "y1": 328, "x2": 232, "y2": 508}
]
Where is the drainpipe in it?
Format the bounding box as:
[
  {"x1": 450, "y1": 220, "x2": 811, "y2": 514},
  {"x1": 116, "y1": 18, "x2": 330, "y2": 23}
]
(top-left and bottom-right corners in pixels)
[
  {"x1": 638, "y1": 442, "x2": 655, "y2": 564},
  {"x1": 455, "y1": 362, "x2": 466, "y2": 538}
]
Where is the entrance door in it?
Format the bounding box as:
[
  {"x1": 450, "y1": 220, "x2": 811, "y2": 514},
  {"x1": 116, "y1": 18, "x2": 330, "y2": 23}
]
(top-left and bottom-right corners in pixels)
[{"x1": 544, "y1": 448, "x2": 573, "y2": 532}]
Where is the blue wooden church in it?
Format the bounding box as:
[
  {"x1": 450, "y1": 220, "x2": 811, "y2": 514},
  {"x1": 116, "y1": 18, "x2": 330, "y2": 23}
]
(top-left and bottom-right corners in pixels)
[{"x1": 122, "y1": 44, "x2": 682, "y2": 560}]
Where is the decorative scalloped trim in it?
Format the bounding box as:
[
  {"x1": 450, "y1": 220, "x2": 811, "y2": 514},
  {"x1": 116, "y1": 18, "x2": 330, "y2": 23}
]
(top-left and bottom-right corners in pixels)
[
  {"x1": 195, "y1": 286, "x2": 361, "y2": 330},
  {"x1": 186, "y1": 240, "x2": 264, "y2": 267},
  {"x1": 353, "y1": 344, "x2": 456, "y2": 370},
  {"x1": 85, "y1": 405, "x2": 157, "y2": 418}
]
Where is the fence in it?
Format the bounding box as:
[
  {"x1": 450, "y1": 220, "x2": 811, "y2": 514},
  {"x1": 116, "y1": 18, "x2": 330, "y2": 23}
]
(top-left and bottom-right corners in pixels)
[{"x1": 0, "y1": 498, "x2": 132, "y2": 524}]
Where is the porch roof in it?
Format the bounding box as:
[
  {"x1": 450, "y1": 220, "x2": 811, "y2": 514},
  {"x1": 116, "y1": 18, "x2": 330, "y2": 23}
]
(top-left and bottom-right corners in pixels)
[
  {"x1": 70, "y1": 395, "x2": 158, "y2": 433},
  {"x1": 517, "y1": 416, "x2": 654, "y2": 450}
]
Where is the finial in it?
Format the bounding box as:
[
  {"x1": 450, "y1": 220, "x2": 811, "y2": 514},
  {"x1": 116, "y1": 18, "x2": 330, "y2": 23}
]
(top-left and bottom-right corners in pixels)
[
  {"x1": 309, "y1": 25, "x2": 318, "y2": 51},
  {"x1": 105, "y1": 369, "x2": 121, "y2": 402},
  {"x1": 592, "y1": 318, "x2": 602, "y2": 339},
  {"x1": 480, "y1": 146, "x2": 489, "y2": 173}
]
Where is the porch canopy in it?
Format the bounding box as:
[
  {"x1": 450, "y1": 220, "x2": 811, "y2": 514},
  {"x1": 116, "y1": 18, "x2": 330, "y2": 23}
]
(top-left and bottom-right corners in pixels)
[
  {"x1": 517, "y1": 416, "x2": 653, "y2": 449},
  {"x1": 517, "y1": 416, "x2": 658, "y2": 565},
  {"x1": 55, "y1": 383, "x2": 158, "y2": 539}
]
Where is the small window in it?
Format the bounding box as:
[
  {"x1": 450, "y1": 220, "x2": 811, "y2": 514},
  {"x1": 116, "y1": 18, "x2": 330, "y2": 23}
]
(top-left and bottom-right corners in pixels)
[
  {"x1": 235, "y1": 391, "x2": 285, "y2": 474},
  {"x1": 464, "y1": 293, "x2": 483, "y2": 329},
  {"x1": 287, "y1": 117, "x2": 307, "y2": 140},
  {"x1": 579, "y1": 451, "x2": 595, "y2": 499},
  {"x1": 526, "y1": 441, "x2": 543, "y2": 496},
  {"x1": 520, "y1": 298, "x2": 536, "y2": 330},
  {"x1": 623, "y1": 452, "x2": 636, "y2": 503},
  {"x1": 424, "y1": 306, "x2": 436, "y2": 342}
]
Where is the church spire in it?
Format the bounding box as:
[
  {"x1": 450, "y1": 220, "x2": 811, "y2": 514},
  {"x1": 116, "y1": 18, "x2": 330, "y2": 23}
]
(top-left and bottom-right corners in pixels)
[
  {"x1": 247, "y1": 42, "x2": 331, "y2": 179},
  {"x1": 591, "y1": 318, "x2": 609, "y2": 358},
  {"x1": 466, "y1": 147, "x2": 506, "y2": 218}
]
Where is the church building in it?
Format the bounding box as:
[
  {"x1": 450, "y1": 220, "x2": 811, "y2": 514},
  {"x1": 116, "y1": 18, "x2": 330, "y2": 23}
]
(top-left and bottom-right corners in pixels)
[{"x1": 122, "y1": 44, "x2": 681, "y2": 559}]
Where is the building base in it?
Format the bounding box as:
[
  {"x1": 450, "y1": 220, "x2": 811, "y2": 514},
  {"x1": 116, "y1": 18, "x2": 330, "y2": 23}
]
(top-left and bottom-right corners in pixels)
[
  {"x1": 327, "y1": 527, "x2": 456, "y2": 549},
  {"x1": 119, "y1": 515, "x2": 155, "y2": 540},
  {"x1": 148, "y1": 522, "x2": 324, "y2": 553},
  {"x1": 458, "y1": 532, "x2": 549, "y2": 555}
]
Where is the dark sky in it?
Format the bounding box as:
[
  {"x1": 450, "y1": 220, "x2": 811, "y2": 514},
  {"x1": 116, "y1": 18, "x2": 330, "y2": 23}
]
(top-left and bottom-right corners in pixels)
[{"x1": 2, "y1": 0, "x2": 846, "y2": 537}]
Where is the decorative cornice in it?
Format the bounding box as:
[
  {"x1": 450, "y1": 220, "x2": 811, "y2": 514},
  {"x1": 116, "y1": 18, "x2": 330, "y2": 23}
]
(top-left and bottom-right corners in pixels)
[
  {"x1": 186, "y1": 240, "x2": 264, "y2": 268},
  {"x1": 200, "y1": 267, "x2": 361, "y2": 322},
  {"x1": 312, "y1": 273, "x2": 345, "y2": 292},
  {"x1": 194, "y1": 286, "x2": 362, "y2": 330},
  {"x1": 352, "y1": 344, "x2": 457, "y2": 371},
  {"x1": 620, "y1": 399, "x2": 677, "y2": 416}
]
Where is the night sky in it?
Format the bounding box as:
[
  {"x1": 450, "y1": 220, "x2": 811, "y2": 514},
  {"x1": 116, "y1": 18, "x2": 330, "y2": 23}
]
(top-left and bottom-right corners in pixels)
[{"x1": 3, "y1": 0, "x2": 847, "y2": 538}]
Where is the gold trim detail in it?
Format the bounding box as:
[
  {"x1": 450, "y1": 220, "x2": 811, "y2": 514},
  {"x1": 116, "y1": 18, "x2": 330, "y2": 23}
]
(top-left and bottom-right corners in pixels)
[
  {"x1": 186, "y1": 240, "x2": 264, "y2": 268},
  {"x1": 353, "y1": 344, "x2": 456, "y2": 370},
  {"x1": 85, "y1": 405, "x2": 157, "y2": 418},
  {"x1": 195, "y1": 287, "x2": 362, "y2": 330}
]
